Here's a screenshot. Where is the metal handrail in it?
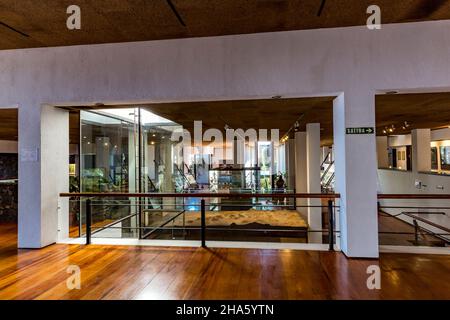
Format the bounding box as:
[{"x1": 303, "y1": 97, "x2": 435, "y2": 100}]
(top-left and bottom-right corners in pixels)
[
  {"x1": 378, "y1": 194, "x2": 450, "y2": 199},
  {"x1": 321, "y1": 160, "x2": 334, "y2": 181},
  {"x1": 65, "y1": 192, "x2": 339, "y2": 249},
  {"x1": 320, "y1": 152, "x2": 331, "y2": 168},
  {"x1": 378, "y1": 195, "x2": 450, "y2": 246}
]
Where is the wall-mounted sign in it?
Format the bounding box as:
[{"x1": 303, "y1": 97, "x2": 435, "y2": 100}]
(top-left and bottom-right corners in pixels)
[{"x1": 346, "y1": 127, "x2": 374, "y2": 135}]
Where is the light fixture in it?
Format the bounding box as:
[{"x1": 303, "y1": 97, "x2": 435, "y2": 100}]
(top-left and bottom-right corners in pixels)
[
  {"x1": 272, "y1": 95, "x2": 282, "y2": 99},
  {"x1": 152, "y1": 134, "x2": 156, "y2": 137},
  {"x1": 402, "y1": 121, "x2": 410, "y2": 130},
  {"x1": 385, "y1": 90, "x2": 399, "y2": 95},
  {"x1": 151, "y1": 141, "x2": 155, "y2": 145}
]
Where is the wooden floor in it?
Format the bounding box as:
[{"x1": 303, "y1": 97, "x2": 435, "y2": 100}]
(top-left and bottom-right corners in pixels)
[{"x1": 1, "y1": 224, "x2": 449, "y2": 300}]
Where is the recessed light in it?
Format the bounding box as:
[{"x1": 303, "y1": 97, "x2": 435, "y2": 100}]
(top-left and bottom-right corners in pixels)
[{"x1": 385, "y1": 91, "x2": 399, "y2": 95}]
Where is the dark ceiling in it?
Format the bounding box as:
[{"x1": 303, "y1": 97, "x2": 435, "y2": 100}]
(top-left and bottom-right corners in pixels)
[
  {"x1": 144, "y1": 97, "x2": 335, "y2": 145},
  {"x1": 0, "y1": 109, "x2": 17, "y2": 140},
  {"x1": 1, "y1": 0, "x2": 450, "y2": 50},
  {"x1": 3, "y1": 92, "x2": 450, "y2": 145},
  {"x1": 375, "y1": 92, "x2": 450, "y2": 136}
]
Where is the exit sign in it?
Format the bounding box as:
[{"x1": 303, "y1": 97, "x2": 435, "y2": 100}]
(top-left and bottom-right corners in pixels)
[{"x1": 346, "y1": 127, "x2": 374, "y2": 134}]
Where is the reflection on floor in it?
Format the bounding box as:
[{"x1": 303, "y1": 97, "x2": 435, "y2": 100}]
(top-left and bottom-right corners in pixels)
[{"x1": 1, "y1": 223, "x2": 449, "y2": 300}]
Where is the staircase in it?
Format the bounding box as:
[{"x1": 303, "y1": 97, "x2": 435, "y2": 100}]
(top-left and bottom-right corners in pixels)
[{"x1": 321, "y1": 152, "x2": 335, "y2": 193}]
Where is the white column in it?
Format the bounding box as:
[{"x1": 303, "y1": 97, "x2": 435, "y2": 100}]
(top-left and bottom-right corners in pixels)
[
  {"x1": 306, "y1": 123, "x2": 322, "y2": 243},
  {"x1": 294, "y1": 132, "x2": 307, "y2": 209},
  {"x1": 19, "y1": 104, "x2": 69, "y2": 248},
  {"x1": 333, "y1": 92, "x2": 379, "y2": 258},
  {"x1": 376, "y1": 136, "x2": 389, "y2": 168},
  {"x1": 411, "y1": 129, "x2": 431, "y2": 173}
]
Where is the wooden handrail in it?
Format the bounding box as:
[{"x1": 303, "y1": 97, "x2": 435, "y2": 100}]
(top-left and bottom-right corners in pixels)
[
  {"x1": 378, "y1": 194, "x2": 450, "y2": 199},
  {"x1": 59, "y1": 192, "x2": 340, "y2": 199},
  {"x1": 60, "y1": 192, "x2": 450, "y2": 200}
]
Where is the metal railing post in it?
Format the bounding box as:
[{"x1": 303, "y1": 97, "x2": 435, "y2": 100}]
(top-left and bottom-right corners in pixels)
[
  {"x1": 293, "y1": 188, "x2": 297, "y2": 210},
  {"x1": 201, "y1": 199, "x2": 206, "y2": 248},
  {"x1": 413, "y1": 219, "x2": 419, "y2": 245},
  {"x1": 328, "y1": 199, "x2": 334, "y2": 251},
  {"x1": 86, "y1": 198, "x2": 92, "y2": 245}
]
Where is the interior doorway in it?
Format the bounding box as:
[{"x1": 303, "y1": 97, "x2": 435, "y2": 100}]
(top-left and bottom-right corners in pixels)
[
  {"x1": 375, "y1": 92, "x2": 450, "y2": 248},
  {"x1": 63, "y1": 96, "x2": 336, "y2": 247}
]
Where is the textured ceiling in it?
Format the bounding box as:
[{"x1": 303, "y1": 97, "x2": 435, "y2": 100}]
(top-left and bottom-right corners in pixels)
[
  {"x1": 3, "y1": 92, "x2": 450, "y2": 145},
  {"x1": 1, "y1": 0, "x2": 450, "y2": 50}
]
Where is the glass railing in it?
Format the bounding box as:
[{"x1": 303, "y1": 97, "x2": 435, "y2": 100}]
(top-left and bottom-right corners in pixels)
[{"x1": 62, "y1": 191, "x2": 340, "y2": 248}]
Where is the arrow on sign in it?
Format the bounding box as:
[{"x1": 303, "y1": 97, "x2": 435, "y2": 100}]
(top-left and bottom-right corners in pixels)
[{"x1": 346, "y1": 127, "x2": 375, "y2": 135}]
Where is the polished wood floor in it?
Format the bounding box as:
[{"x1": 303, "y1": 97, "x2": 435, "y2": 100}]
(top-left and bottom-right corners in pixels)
[{"x1": 0, "y1": 224, "x2": 449, "y2": 300}]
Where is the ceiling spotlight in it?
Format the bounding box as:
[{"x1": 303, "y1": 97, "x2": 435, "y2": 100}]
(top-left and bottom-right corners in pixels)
[
  {"x1": 383, "y1": 130, "x2": 387, "y2": 134},
  {"x1": 402, "y1": 121, "x2": 410, "y2": 130},
  {"x1": 385, "y1": 90, "x2": 399, "y2": 95},
  {"x1": 272, "y1": 95, "x2": 282, "y2": 99},
  {"x1": 151, "y1": 141, "x2": 155, "y2": 145}
]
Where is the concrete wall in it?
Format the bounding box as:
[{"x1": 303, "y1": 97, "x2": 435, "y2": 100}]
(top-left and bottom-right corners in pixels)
[{"x1": 3, "y1": 20, "x2": 450, "y2": 256}]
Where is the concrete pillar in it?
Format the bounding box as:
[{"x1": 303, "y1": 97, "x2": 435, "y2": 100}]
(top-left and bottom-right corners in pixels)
[
  {"x1": 411, "y1": 129, "x2": 431, "y2": 173},
  {"x1": 376, "y1": 136, "x2": 389, "y2": 168},
  {"x1": 18, "y1": 104, "x2": 69, "y2": 248},
  {"x1": 306, "y1": 123, "x2": 322, "y2": 243},
  {"x1": 333, "y1": 92, "x2": 379, "y2": 258},
  {"x1": 294, "y1": 132, "x2": 307, "y2": 209}
]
